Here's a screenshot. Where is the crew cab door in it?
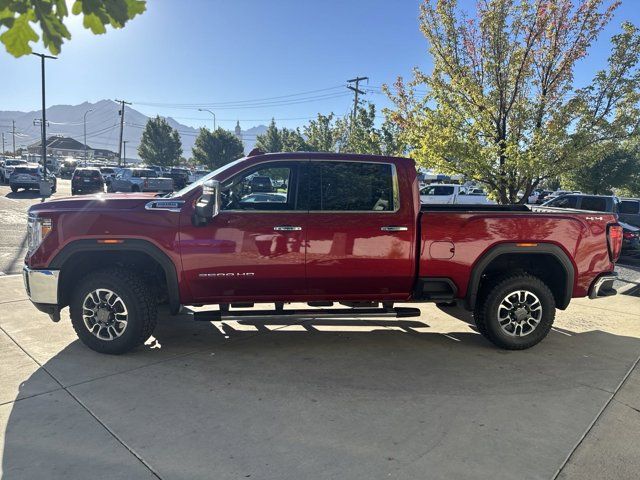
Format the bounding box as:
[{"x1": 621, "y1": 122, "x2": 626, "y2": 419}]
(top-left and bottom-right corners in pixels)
[
  {"x1": 303, "y1": 160, "x2": 415, "y2": 299},
  {"x1": 180, "y1": 161, "x2": 307, "y2": 302}
]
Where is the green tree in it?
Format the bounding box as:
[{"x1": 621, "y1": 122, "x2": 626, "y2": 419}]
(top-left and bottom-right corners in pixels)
[
  {"x1": 335, "y1": 103, "x2": 391, "y2": 155},
  {"x1": 1, "y1": 0, "x2": 146, "y2": 57},
  {"x1": 255, "y1": 119, "x2": 283, "y2": 153},
  {"x1": 564, "y1": 142, "x2": 640, "y2": 195},
  {"x1": 138, "y1": 116, "x2": 182, "y2": 167},
  {"x1": 386, "y1": 0, "x2": 640, "y2": 203},
  {"x1": 304, "y1": 113, "x2": 337, "y2": 152},
  {"x1": 192, "y1": 128, "x2": 244, "y2": 170}
]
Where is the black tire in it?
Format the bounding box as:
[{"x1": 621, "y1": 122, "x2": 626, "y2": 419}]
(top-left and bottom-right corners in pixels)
[
  {"x1": 70, "y1": 267, "x2": 157, "y2": 354},
  {"x1": 473, "y1": 274, "x2": 555, "y2": 350},
  {"x1": 131, "y1": 185, "x2": 140, "y2": 192},
  {"x1": 10, "y1": 186, "x2": 18, "y2": 193},
  {"x1": 71, "y1": 189, "x2": 77, "y2": 195}
]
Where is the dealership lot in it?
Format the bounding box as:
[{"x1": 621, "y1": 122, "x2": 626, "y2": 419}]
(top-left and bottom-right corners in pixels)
[{"x1": 1, "y1": 181, "x2": 640, "y2": 479}]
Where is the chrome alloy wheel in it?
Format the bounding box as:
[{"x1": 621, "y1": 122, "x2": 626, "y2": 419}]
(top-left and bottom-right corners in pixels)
[
  {"x1": 82, "y1": 289, "x2": 128, "y2": 341},
  {"x1": 497, "y1": 290, "x2": 542, "y2": 337}
]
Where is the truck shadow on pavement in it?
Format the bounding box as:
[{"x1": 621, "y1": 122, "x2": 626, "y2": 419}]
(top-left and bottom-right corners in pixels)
[{"x1": 2, "y1": 308, "x2": 640, "y2": 479}]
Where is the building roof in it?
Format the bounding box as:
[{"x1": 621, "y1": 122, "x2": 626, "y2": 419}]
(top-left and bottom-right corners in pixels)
[{"x1": 28, "y1": 136, "x2": 88, "y2": 151}]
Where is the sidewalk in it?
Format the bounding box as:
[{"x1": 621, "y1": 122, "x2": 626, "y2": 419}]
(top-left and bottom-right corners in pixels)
[{"x1": 1, "y1": 274, "x2": 639, "y2": 479}]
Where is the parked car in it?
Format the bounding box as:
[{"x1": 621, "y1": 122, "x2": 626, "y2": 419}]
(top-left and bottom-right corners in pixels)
[
  {"x1": 59, "y1": 159, "x2": 79, "y2": 178},
  {"x1": 538, "y1": 193, "x2": 619, "y2": 212},
  {"x1": 527, "y1": 189, "x2": 553, "y2": 204},
  {"x1": 239, "y1": 192, "x2": 287, "y2": 205},
  {"x1": 109, "y1": 168, "x2": 173, "y2": 193},
  {"x1": 9, "y1": 164, "x2": 57, "y2": 193},
  {"x1": 23, "y1": 152, "x2": 621, "y2": 354},
  {"x1": 420, "y1": 183, "x2": 495, "y2": 204},
  {"x1": 619, "y1": 221, "x2": 640, "y2": 252},
  {"x1": 0, "y1": 158, "x2": 28, "y2": 183},
  {"x1": 99, "y1": 166, "x2": 118, "y2": 188},
  {"x1": 249, "y1": 175, "x2": 274, "y2": 193},
  {"x1": 189, "y1": 168, "x2": 210, "y2": 184},
  {"x1": 619, "y1": 198, "x2": 640, "y2": 228},
  {"x1": 71, "y1": 167, "x2": 105, "y2": 195},
  {"x1": 169, "y1": 167, "x2": 191, "y2": 190}
]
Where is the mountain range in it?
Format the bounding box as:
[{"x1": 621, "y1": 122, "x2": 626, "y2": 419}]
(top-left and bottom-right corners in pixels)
[{"x1": 0, "y1": 100, "x2": 267, "y2": 159}]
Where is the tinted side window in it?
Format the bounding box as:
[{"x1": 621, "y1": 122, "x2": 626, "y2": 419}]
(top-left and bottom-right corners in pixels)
[
  {"x1": 620, "y1": 200, "x2": 640, "y2": 214},
  {"x1": 308, "y1": 161, "x2": 395, "y2": 211},
  {"x1": 221, "y1": 163, "x2": 295, "y2": 211},
  {"x1": 549, "y1": 196, "x2": 578, "y2": 208},
  {"x1": 580, "y1": 197, "x2": 608, "y2": 212}
]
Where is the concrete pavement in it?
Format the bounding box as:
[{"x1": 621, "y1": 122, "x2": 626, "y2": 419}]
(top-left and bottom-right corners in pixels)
[{"x1": 1, "y1": 275, "x2": 639, "y2": 479}]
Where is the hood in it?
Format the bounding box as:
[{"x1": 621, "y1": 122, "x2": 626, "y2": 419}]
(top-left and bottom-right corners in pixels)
[{"x1": 29, "y1": 192, "x2": 159, "y2": 215}]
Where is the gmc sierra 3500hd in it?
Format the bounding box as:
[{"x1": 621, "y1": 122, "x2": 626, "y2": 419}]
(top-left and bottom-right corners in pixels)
[{"x1": 23, "y1": 152, "x2": 622, "y2": 354}]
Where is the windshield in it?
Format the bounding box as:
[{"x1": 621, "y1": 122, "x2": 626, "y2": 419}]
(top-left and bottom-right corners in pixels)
[{"x1": 170, "y1": 158, "x2": 246, "y2": 197}]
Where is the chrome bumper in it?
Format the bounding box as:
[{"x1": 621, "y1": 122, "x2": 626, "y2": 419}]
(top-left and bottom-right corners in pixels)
[
  {"x1": 23, "y1": 266, "x2": 59, "y2": 305},
  {"x1": 589, "y1": 274, "x2": 617, "y2": 299}
]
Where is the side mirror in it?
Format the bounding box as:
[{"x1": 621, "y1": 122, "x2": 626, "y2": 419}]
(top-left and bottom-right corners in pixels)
[{"x1": 193, "y1": 179, "x2": 220, "y2": 226}]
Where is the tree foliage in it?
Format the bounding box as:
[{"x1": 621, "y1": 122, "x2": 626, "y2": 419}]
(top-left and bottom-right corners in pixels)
[
  {"x1": 564, "y1": 141, "x2": 640, "y2": 195},
  {"x1": 138, "y1": 116, "x2": 182, "y2": 167},
  {"x1": 0, "y1": 0, "x2": 146, "y2": 57},
  {"x1": 255, "y1": 107, "x2": 404, "y2": 156},
  {"x1": 192, "y1": 128, "x2": 244, "y2": 170},
  {"x1": 386, "y1": 0, "x2": 640, "y2": 203}
]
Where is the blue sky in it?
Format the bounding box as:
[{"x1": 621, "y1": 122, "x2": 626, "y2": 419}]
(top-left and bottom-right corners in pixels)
[{"x1": 1, "y1": 0, "x2": 638, "y2": 131}]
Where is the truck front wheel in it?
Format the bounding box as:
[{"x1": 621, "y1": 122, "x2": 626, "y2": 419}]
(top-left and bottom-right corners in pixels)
[
  {"x1": 474, "y1": 274, "x2": 555, "y2": 350},
  {"x1": 70, "y1": 268, "x2": 158, "y2": 354}
]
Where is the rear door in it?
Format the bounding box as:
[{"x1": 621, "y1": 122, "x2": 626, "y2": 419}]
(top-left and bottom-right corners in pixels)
[{"x1": 303, "y1": 160, "x2": 415, "y2": 299}]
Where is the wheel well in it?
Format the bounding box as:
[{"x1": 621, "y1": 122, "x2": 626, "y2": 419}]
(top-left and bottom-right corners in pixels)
[
  {"x1": 58, "y1": 250, "x2": 168, "y2": 308},
  {"x1": 475, "y1": 253, "x2": 570, "y2": 309}
]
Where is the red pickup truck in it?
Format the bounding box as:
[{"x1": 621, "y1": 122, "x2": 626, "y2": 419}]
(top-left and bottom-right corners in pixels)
[{"x1": 23, "y1": 152, "x2": 622, "y2": 354}]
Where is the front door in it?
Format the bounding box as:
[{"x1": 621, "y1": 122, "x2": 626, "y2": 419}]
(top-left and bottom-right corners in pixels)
[
  {"x1": 304, "y1": 160, "x2": 416, "y2": 299},
  {"x1": 180, "y1": 161, "x2": 307, "y2": 302}
]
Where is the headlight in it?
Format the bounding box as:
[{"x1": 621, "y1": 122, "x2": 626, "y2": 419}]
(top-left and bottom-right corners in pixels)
[{"x1": 27, "y1": 214, "x2": 52, "y2": 254}]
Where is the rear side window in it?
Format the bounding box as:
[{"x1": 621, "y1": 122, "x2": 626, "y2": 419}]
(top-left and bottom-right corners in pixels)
[
  {"x1": 580, "y1": 197, "x2": 608, "y2": 212},
  {"x1": 133, "y1": 170, "x2": 157, "y2": 178},
  {"x1": 548, "y1": 196, "x2": 578, "y2": 208},
  {"x1": 421, "y1": 185, "x2": 455, "y2": 196},
  {"x1": 308, "y1": 161, "x2": 395, "y2": 211},
  {"x1": 620, "y1": 200, "x2": 640, "y2": 214}
]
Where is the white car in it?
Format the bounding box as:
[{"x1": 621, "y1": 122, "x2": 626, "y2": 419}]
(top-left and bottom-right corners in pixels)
[
  {"x1": 420, "y1": 184, "x2": 495, "y2": 205},
  {"x1": 0, "y1": 158, "x2": 28, "y2": 183}
]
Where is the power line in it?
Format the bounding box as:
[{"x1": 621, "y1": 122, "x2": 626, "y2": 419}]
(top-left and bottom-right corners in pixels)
[{"x1": 132, "y1": 85, "x2": 344, "y2": 108}]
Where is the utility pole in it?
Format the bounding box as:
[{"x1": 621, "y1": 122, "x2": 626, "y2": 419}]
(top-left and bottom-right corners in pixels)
[
  {"x1": 347, "y1": 76, "x2": 368, "y2": 131},
  {"x1": 84, "y1": 109, "x2": 93, "y2": 166},
  {"x1": 12, "y1": 120, "x2": 16, "y2": 156},
  {"x1": 115, "y1": 99, "x2": 131, "y2": 167},
  {"x1": 32, "y1": 52, "x2": 57, "y2": 179},
  {"x1": 123, "y1": 140, "x2": 128, "y2": 167}
]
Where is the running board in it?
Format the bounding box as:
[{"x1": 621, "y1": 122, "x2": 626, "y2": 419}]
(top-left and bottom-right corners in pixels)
[{"x1": 192, "y1": 306, "x2": 421, "y2": 322}]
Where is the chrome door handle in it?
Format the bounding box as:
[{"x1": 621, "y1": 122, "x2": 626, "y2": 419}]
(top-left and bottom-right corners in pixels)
[
  {"x1": 274, "y1": 225, "x2": 302, "y2": 231},
  {"x1": 381, "y1": 226, "x2": 409, "y2": 232}
]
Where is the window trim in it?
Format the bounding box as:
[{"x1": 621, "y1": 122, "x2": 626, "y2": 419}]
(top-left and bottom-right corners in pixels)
[{"x1": 218, "y1": 158, "x2": 401, "y2": 214}]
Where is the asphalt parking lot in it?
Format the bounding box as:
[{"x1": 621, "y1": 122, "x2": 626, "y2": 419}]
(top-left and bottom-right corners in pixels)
[{"x1": 1, "y1": 181, "x2": 640, "y2": 479}]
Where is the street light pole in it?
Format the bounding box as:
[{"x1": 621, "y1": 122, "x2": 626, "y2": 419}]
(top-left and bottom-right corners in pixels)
[
  {"x1": 84, "y1": 109, "x2": 94, "y2": 166},
  {"x1": 32, "y1": 52, "x2": 57, "y2": 179},
  {"x1": 198, "y1": 108, "x2": 216, "y2": 131}
]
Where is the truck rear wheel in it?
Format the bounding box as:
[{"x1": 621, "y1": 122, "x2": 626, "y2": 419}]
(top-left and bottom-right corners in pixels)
[
  {"x1": 474, "y1": 274, "x2": 555, "y2": 350},
  {"x1": 69, "y1": 267, "x2": 157, "y2": 354}
]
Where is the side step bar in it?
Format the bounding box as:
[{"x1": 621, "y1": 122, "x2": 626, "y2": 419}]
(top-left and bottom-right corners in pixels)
[{"x1": 193, "y1": 306, "x2": 421, "y2": 322}]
